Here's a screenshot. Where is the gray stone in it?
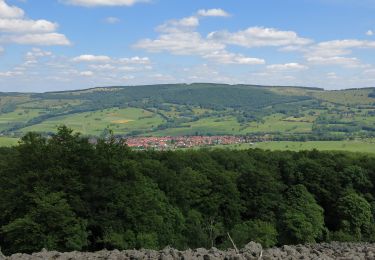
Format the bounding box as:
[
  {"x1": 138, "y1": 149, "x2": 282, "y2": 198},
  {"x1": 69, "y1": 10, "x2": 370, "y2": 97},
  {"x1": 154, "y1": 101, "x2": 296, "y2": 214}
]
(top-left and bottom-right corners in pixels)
[
  {"x1": 0, "y1": 249, "x2": 6, "y2": 260},
  {"x1": 6, "y1": 242, "x2": 375, "y2": 259},
  {"x1": 240, "y1": 242, "x2": 262, "y2": 258}
]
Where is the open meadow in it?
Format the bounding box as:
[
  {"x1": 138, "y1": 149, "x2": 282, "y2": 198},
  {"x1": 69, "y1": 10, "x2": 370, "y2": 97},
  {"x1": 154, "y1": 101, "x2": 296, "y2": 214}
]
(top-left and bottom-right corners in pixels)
[
  {"x1": 21, "y1": 107, "x2": 164, "y2": 136},
  {"x1": 212, "y1": 139, "x2": 375, "y2": 154}
]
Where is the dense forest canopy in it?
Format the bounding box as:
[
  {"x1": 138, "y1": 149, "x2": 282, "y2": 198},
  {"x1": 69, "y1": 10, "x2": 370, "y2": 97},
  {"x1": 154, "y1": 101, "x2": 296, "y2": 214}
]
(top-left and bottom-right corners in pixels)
[{"x1": 0, "y1": 126, "x2": 375, "y2": 255}]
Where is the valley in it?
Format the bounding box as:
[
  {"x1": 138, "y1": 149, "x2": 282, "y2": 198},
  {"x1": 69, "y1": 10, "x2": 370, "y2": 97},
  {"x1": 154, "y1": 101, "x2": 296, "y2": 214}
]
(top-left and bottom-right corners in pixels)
[{"x1": 0, "y1": 84, "x2": 374, "y2": 153}]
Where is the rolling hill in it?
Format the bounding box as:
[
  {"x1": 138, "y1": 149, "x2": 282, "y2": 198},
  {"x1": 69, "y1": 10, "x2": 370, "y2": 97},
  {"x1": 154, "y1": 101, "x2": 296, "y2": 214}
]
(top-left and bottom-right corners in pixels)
[{"x1": 0, "y1": 83, "x2": 373, "y2": 141}]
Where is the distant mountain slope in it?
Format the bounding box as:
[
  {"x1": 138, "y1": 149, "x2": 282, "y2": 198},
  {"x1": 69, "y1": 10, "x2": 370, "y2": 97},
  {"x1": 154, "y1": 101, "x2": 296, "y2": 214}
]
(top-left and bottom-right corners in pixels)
[
  {"x1": 33, "y1": 83, "x2": 311, "y2": 110},
  {"x1": 0, "y1": 83, "x2": 373, "y2": 139}
]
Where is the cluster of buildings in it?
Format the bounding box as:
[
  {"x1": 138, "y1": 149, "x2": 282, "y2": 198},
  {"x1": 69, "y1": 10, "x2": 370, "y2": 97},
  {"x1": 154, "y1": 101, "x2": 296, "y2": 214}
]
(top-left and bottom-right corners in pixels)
[{"x1": 125, "y1": 135, "x2": 252, "y2": 150}]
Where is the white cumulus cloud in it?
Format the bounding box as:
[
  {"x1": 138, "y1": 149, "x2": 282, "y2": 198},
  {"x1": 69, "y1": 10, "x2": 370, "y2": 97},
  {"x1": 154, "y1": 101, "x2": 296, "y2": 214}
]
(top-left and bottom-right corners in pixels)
[
  {"x1": 135, "y1": 14, "x2": 265, "y2": 65},
  {"x1": 72, "y1": 55, "x2": 151, "y2": 65},
  {"x1": 135, "y1": 31, "x2": 225, "y2": 55},
  {"x1": 207, "y1": 26, "x2": 312, "y2": 48},
  {"x1": 61, "y1": 0, "x2": 148, "y2": 7},
  {"x1": 267, "y1": 63, "x2": 308, "y2": 70},
  {"x1": 3, "y1": 33, "x2": 70, "y2": 46},
  {"x1": 80, "y1": 70, "x2": 94, "y2": 76},
  {"x1": 305, "y1": 39, "x2": 375, "y2": 68},
  {"x1": 23, "y1": 48, "x2": 53, "y2": 65},
  {"x1": 0, "y1": 1, "x2": 70, "y2": 46},
  {"x1": 118, "y1": 56, "x2": 150, "y2": 64},
  {"x1": 89, "y1": 64, "x2": 116, "y2": 70},
  {"x1": 156, "y1": 16, "x2": 199, "y2": 34},
  {"x1": 204, "y1": 51, "x2": 265, "y2": 65},
  {"x1": 0, "y1": 19, "x2": 57, "y2": 33},
  {"x1": 197, "y1": 8, "x2": 230, "y2": 17},
  {"x1": 73, "y1": 54, "x2": 112, "y2": 62},
  {"x1": 0, "y1": 0, "x2": 24, "y2": 18}
]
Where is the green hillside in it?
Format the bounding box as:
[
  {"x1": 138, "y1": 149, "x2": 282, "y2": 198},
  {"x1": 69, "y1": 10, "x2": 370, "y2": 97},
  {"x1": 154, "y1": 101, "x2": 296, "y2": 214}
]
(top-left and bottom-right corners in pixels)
[{"x1": 0, "y1": 84, "x2": 373, "y2": 141}]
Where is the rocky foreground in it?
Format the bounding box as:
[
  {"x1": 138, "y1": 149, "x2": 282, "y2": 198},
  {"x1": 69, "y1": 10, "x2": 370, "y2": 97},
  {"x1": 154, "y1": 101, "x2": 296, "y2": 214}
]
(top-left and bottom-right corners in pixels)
[{"x1": 2, "y1": 242, "x2": 375, "y2": 260}]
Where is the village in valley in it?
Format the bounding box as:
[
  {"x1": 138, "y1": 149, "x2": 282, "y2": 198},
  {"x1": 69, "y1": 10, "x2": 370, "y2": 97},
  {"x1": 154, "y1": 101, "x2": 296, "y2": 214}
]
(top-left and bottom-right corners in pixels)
[{"x1": 124, "y1": 135, "x2": 255, "y2": 150}]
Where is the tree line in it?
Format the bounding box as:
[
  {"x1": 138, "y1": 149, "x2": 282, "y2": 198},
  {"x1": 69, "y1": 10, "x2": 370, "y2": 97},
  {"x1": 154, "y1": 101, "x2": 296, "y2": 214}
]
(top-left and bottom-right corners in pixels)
[{"x1": 0, "y1": 126, "x2": 375, "y2": 255}]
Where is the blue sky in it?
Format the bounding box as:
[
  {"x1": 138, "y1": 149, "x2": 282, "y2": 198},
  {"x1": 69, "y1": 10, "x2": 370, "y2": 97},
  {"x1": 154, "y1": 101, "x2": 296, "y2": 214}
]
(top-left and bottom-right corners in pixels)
[{"x1": 0, "y1": 0, "x2": 374, "y2": 92}]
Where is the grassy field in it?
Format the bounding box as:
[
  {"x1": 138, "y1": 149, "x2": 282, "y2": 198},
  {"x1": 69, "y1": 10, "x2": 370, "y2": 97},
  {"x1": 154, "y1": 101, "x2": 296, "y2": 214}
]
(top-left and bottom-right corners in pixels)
[
  {"x1": 311, "y1": 89, "x2": 374, "y2": 105},
  {"x1": 213, "y1": 140, "x2": 375, "y2": 154},
  {"x1": 152, "y1": 116, "x2": 242, "y2": 136},
  {"x1": 153, "y1": 113, "x2": 314, "y2": 136},
  {"x1": 0, "y1": 137, "x2": 19, "y2": 147},
  {"x1": 0, "y1": 108, "x2": 45, "y2": 132},
  {"x1": 241, "y1": 114, "x2": 313, "y2": 134},
  {"x1": 21, "y1": 107, "x2": 164, "y2": 135}
]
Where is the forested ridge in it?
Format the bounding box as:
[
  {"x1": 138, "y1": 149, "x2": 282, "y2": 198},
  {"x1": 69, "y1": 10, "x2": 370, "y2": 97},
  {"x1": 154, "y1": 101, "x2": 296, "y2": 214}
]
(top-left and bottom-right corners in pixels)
[
  {"x1": 0, "y1": 84, "x2": 373, "y2": 139},
  {"x1": 1, "y1": 126, "x2": 375, "y2": 255}
]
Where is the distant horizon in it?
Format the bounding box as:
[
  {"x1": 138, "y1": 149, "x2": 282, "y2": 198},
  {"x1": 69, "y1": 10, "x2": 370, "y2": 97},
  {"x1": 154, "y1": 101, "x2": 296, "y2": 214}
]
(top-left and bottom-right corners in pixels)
[
  {"x1": 0, "y1": 0, "x2": 375, "y2": 92},
  {"x1": 1, "y1": 82, "x2": 374, "y2": 94}
]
